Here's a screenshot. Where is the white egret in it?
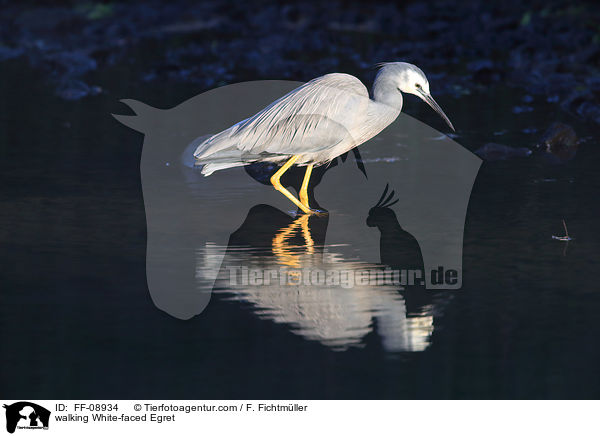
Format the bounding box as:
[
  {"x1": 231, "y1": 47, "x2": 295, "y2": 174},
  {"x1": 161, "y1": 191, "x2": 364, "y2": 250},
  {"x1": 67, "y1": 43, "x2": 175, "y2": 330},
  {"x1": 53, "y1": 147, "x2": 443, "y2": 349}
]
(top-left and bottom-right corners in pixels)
[{"x1": 193, "y1": 62, "x2": 454, "y2": 214}]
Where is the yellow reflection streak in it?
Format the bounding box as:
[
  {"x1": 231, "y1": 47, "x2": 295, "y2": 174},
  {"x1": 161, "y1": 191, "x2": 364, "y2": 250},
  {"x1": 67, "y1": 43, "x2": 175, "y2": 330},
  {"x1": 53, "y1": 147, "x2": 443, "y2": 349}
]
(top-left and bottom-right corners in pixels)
[{"x1": 271, "y1": 214, "x2": 315, "y2": 267}]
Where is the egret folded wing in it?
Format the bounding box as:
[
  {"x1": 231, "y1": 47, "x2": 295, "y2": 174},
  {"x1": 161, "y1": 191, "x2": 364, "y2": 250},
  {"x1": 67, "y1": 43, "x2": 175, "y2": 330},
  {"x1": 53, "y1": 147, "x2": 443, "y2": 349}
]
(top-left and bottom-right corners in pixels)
[{"x1": 193, "y1": 73, "x2": 370, "y2": 163}]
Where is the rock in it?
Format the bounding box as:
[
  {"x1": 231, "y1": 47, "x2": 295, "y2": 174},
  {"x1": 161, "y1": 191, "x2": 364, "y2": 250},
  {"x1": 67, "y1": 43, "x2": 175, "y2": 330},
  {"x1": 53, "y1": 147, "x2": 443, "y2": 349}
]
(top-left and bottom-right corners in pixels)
[
  {"x1": 55, "y1": 79, "x2": 101, "y2": 100},
  {"x1": 576, "y1": 102, "x2": 600, "y2": 125},
  {"x1": 45, "y1": 51, "x2": 97, "y2": 76},
  {"x1": 533, "y1": 122, "x2": 578, "y2": 163},
  {"x1": 0, "y1": 45, "x2": 23, "y2": 61},
  {"x1": 475, "y1": 143, "x2": 532, "y2": 161},
  {"x1": 467, "y1": 59, "x2": 502, "y2": 84},
  {"x1": 512, "y1": 105, "x2": 533, "y2": 114},
  {"x1": 522, "y1": 94, "x2": 534, "y2": 103}
]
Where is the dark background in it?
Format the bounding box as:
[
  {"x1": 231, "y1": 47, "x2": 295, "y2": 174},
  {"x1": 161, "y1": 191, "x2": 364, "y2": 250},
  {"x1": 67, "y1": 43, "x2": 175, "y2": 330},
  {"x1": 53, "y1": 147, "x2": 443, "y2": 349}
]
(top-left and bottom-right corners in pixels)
[{"x1": 1, "y1": 0, "x2": 599, "y2": 398}]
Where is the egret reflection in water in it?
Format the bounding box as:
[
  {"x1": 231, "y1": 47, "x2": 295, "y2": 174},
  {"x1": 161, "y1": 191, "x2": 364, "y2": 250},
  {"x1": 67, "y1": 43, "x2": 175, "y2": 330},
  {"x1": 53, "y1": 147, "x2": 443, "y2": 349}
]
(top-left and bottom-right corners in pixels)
[{"x1": 200, "y1": 203, "x2": 440, "y2": 352}]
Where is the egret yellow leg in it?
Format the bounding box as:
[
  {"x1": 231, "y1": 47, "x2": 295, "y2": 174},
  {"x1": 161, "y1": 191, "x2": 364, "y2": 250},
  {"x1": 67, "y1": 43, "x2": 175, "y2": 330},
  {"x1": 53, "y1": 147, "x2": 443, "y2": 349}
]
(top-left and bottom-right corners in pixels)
[
  {"x1": 299, "y1": 164, "x2": 313, "y2": 209},
  {"x1": 270, "y1": 156, "x2": 312, "y2": 214}
]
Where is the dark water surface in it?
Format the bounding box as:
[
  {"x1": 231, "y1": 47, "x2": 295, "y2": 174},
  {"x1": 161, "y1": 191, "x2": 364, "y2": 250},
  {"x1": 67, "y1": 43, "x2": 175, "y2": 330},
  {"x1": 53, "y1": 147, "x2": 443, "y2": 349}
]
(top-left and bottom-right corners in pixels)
[{"x1": 1, "y1": 56, "x2": 599, "y2": 399}]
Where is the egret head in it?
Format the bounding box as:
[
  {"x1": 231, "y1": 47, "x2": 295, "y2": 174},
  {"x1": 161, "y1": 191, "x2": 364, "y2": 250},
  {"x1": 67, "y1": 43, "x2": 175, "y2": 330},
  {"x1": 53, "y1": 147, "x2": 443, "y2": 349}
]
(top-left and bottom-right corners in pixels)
[
  {"x1": 378, "y1": 62, "x2": 455, "y2": 131},
  {"x1": 395, "y1": 63, "x2": 430, "y2": 95}
]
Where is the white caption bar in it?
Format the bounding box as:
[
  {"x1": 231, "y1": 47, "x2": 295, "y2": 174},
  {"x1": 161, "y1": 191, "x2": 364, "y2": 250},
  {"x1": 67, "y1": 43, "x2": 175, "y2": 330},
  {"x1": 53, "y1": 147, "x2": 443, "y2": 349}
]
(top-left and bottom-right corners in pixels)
[{"x1": 1, "y1": 400, "x2": 597, "y2": 435}]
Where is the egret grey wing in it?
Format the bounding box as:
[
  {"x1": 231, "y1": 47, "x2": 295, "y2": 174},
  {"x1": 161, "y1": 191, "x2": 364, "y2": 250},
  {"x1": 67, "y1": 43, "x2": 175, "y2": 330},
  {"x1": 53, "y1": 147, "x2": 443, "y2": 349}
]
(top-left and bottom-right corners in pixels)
[
  {"x1": 195, "y1": 117, "x2": 350, "y2": 175},
  {"x1": 236, "y1": 73, "x2": 369, "y2": 155},
  {"x1": 193, "y1": 73, "x2": 370, "y2": 165},
  {"x1": 259, "y1": 113, "x2": 353, "y2": 157}
]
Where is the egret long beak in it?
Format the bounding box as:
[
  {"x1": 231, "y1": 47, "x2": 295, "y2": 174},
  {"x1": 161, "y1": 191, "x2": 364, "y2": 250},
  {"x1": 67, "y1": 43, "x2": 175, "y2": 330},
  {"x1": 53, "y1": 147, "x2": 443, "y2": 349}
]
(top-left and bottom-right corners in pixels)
[{"x1": 417, "y1": 89, "x2": 455, "y2": 132}]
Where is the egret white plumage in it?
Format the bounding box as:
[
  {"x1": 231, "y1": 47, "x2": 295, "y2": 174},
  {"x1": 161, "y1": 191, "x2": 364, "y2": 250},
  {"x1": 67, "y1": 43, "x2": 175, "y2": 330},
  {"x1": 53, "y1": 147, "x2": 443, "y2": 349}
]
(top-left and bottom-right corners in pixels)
[{"x1": 193, "y1": 62, "x2": 454, "y2": 214}]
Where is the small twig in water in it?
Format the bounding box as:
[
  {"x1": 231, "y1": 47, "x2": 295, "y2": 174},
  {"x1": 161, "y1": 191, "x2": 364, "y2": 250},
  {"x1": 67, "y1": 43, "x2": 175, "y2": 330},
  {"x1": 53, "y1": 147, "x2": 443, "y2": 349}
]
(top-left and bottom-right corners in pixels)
[{"x1": 551, "y1": 219, "x2": 572, "y2": 241}]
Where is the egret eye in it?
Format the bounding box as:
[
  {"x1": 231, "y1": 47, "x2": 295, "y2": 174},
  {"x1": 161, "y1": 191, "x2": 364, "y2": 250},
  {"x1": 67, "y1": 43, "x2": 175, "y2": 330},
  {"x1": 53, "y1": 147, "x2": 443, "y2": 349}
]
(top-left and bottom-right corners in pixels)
[{"x1": 415, "y1": 83, "x2": 422, "y2": 89}]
